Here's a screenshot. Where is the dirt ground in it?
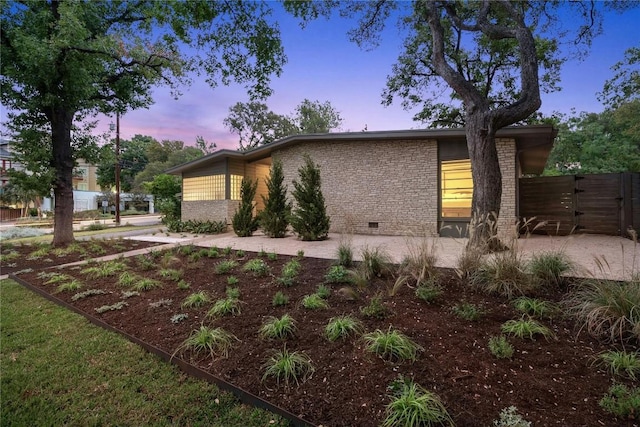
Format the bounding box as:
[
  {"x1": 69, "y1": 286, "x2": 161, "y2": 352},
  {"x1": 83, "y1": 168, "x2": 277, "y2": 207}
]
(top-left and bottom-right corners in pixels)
[{"x1": 13, "y1": 244, "x2": 639, "y2": 427}]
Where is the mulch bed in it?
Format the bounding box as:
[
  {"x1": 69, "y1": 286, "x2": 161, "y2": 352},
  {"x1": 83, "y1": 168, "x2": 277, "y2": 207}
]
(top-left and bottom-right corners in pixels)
[
  {"x1": 12, "y1": 245, "x2": 639, "y2": 427},
  {"x1": 0, "y1": 239, "x2": 162, "y2": 275}
]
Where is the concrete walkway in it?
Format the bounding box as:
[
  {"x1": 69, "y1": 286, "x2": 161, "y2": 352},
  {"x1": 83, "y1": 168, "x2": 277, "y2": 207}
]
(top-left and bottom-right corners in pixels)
[{"x1": 190, "y1": 231, "x2": 638, "y2": 281}]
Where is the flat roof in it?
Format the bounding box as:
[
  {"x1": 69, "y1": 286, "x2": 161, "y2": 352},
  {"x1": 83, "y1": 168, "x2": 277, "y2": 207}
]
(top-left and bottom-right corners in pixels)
[{"x1": 166, "y1": 125, "x2": 557, "y2": 175}]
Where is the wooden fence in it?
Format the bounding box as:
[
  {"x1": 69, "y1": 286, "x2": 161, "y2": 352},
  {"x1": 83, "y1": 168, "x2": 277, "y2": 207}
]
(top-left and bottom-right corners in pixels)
[
  {"x1": 519, "y1": 172, "x2": 640, "y2": 237},
  {"x1": 0, "y1": 207, "x2": 22, "y2": 222}
]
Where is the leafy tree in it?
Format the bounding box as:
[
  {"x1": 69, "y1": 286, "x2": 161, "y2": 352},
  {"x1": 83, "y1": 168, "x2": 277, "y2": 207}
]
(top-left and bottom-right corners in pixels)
[
  {"x1": 144, "y1": 174, "x2": 181, "y2": 223},
  {"x1": 1, "y1": 1, "x2": 286, "y2": 246},
  {"x1": 599, "y1": 47, "x2": 640, "y2": 109},
  {"x1": 195, "y1": 136, "x2": 217, "y2": 155},
  {"x1": 224, "y1": 102, "x2": 298, "y2": 151},
  {"x1": 97, "y1": 134, "x2": 154, "y2": 192},
  {"x1": 290, "y1": 155, "x2": 330, "y2": 241},
  {"x1": 1, "y1": 170, "x2": 52, "y2": 217},
  {"x1": 232, "y1": 178, "x2": 259, "y2": 237},
  {"x1": 260, "y1": 159, "x2": 290, "y2": 238},
  {"x1": 293, "y1": 99, "x2": 343, "y2": 134},
  {"x1": 132, "y1": 141, "x2": 202, "y2": 190},
  {"x1": 285, "y1": 1, "x2": 632, "y2": 250}
]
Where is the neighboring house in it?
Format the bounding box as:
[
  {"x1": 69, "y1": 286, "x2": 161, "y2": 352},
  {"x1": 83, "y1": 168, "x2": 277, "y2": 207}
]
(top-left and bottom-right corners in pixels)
[{"x1": 166, "y1": 125, "x2": 556, "y2": 237}]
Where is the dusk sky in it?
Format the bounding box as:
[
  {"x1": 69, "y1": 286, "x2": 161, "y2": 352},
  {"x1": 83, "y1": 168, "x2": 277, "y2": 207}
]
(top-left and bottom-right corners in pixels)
[{"x1": 3, "y1": 4, "x2": 639, "y2": 151}]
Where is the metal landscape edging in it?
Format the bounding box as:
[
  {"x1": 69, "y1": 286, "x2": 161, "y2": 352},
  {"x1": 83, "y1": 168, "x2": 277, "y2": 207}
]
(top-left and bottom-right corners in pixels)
[{"x1": 9, "y1": 274, "x2": 316, "y2": 427}]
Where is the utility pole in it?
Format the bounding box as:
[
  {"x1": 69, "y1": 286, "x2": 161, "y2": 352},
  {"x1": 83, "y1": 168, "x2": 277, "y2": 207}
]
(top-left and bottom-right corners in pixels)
[{"x1": 115, "y1": 111, "x2": 121, "y2": 226}]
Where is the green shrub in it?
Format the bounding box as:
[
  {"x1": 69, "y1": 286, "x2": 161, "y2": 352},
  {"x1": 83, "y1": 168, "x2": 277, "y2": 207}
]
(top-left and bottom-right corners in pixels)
[
  {"x1": 177, "y1": 279, "x2": 190, "y2": 290},
  {"x1": 173, "y1": 326, "x2": 236, "y2": 360},
  {"x1": 316, "y1": 284, "x2": 331, "y2": 299},
  {"x1": 278, "y1": 259, "x2": 301, "y2": 287},
  {"x1": 166, "y1": 219, "x2": 227, "y2": 234},
  {"x1": 325, "y1": 315, "x2": 363, "y2": 341},
  {"x1": 267, "y1": 252, "x2": 278, "y2": 261},
  {"x1": 301, "y1": 294, "x2": 329, "y2": 310},
  {"x1": 289, "y1": 155, "x2": 330, "y2": 241},
  {"x1": 158, "y1": 268, "x2": 183, "y2": 282},
  {"x1": 415, "y1": 279, "x2": 443, "y2": 303},
  {"x1": 501, "y1": 317, "x2": 554, "y2": 340},
  {"x1": 215, "y1": 260, "x2": 239, "y2": 274},
  {"x1": 262, "y1": 347, "x2": 314, "y2": 388},
  {"x1": 235, "y1": 250, "x2": 245, "y2": 258},
  {"x1": 493, "y1": 406, "x2": 531, "y2": 427},
  {"x1": 452, "y1": 302, "x2": 483, "y2": 321},
  {"x1": 176, "y1": 244, "x2": 196, "y2": 256},
  {"x1": 383, "y1": 377, "x2": 453, "y2": 427},
  {"x1": 272, "y1": 291, "x2": 289, "y2": 307},
  {"x1": 513, "y1": 297, "x2": 556, "y2": 318},
  {"x1": 84, "y1": 223, "x2": 108, "y2": 231},
  {"x1": 363, "y1": 328, "x2": 423, "y2": 362},
  {"x1": 227, "y1": 276, "x2": 239, "y2": 286},
  {"x1": 488, "y1": 335, "x2": 514, "y2": 359},
  {"x1": 242, "y1": 259, "x2": 270, "y2": 276},
  {"x1": 296, "y1": 249, "x2": 305, "y2": 258},
  {"x1": 528, "y1": 250, "x2": 573, "y2": 287},
  {"x1": 565, "y1": 278, "x2": 640, "y2": 343},
  {"x1": 260, "y1": 159, "x2": 291, "y2": 238},
  {"x1": 599, "y1": 384, "x2": 640, "y2": 419},
  {"x1": 598, "y1": 350, "x2": 640, "y2": 380},
  {"x1": 222, "y1": 246, "x2": 233, "y2": 256},
  {"x1": 225, "y1": 287, "x2": 240, "y2": 300},
  {"x1": 325, "y1": 265, "x2": 352, "y2": 284},
  {"x1": 232, "y1": 178, "x2": 260, "y2": 237},
  {"x1": 469, "y1": 250, "x2": 535, "y2": 298},
  {"x1": 259, "y1": 314, "x2": 296, "y2": 339},
  {"x1": 360, "y1": 294, "x2": 390, "y2": 319}
]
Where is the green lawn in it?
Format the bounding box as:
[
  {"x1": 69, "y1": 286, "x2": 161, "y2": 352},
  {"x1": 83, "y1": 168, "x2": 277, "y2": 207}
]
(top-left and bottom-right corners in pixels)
[{"x1": 0, "y1": 279, "x2": 286, "y2": 426}]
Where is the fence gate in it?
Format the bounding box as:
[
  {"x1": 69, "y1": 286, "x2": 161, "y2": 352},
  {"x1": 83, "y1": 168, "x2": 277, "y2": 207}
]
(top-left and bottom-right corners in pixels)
[{"x1": 519, "y1": 172, "x2": 639, "y2": 237}]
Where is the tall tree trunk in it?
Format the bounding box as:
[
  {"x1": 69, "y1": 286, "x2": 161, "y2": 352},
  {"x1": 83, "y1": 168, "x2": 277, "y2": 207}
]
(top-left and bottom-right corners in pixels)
[
  {"x1": 466, "y1": 113, "x2": 504, "y2": 252},
  {"x1": 51, "y1": 109, "x2": 75, "y2": 247}
]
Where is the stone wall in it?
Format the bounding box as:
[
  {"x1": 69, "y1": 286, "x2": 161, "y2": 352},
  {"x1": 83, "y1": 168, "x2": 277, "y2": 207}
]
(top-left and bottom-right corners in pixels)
[
  {"x1": 181, "y1": 200, "x2": 239, "y2": 225},
  {"x1": 496, "y1": 138, "x2": 517, "y2": 239},
  {"x1": 273, "y1": 139, "x2": 440, "y2": 236}
]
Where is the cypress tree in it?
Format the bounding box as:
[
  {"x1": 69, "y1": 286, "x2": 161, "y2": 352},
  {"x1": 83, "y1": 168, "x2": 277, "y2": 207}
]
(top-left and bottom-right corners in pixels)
[
  {"x1": 260, "y1": 159, "x2": 291, "y2": 238},
  {"x1": 290, "y1": 155, "x2": 330, "y2": 241},
  {"x1": 232, "y1": 177, "x2": 259, "y2": 237}
]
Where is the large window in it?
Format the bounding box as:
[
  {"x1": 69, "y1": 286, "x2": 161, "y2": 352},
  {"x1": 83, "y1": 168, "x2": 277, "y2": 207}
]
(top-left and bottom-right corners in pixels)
[
  {"x1": 441, "y1": 159, "x2": 473, "y2": 218},
  {"x1": 182, "y1": 174, "x2": 243, "y2": 201}
]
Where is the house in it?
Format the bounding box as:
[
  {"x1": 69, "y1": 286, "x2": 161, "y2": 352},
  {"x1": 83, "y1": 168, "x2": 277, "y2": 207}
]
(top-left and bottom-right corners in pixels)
[{"x1": 166, "y1": 125, "x2": 556, "y2": 237}]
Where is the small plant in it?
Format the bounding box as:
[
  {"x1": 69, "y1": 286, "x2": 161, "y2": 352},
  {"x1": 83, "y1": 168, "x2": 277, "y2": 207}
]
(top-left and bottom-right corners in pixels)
[
  {"x1": 360, "y1": 294, "x2": 390, "y2": 319},
  {"x1": 316, "y1": 284, "x2": 331, "y2": 299},
  {"x1": 415, "y1": 279, "x2": 443, "y2": 303},
  {"x1": 208, "y1": 298, "x2": 242, "y2": 317},
  {"x1": 493, "y1": 406, "x2": 531, "y2": 427},
  {"x1": 325, "y1": 265, "x2": 352, "y2": 284},
  {"x1": 336, "y1": 241, "x2": 353, "y2": 267},
  {"x1": 158, "y1": 268, "x2": 183, "y2": 282},
  {"x1": 469, "y1": 250, "x2": 535, "y2": 298},
  {"x1": 277, "y1": 259, "x2": 302, "y2": 287},
  {"x1": 132, "y1": 278, "x2": 162, "y2": 291},
  {"x1": 225, "y1": 287, "x2": 240, "y2": 299},
  {"x1": 260, "y1": 314, "x2": 296, "y2": 339},
  {"x1": 0, "y1": 250, "x2": 20, "y2": 262},
  {"x1": 296, "y1": 249, "x2": 304, "y2": 258},
  {"x1": 222, "y1": 246, "x2": 233, "y2": 256},
  {"x1": 452, "y1": 302, "x2": 484, "y2": 321},
  {"x1": 170, "y1": 313, "x2": 189, "y2": 324},
  {"x1": 501, "y1": 317, "x2": 554, "y2": 340},
  {"x1": 81, "y1": 261, "x2": 128, "y2": 279},
  {"x1": 301, "y1": 293, "x2": 329, "y2": 309},
  {"x1": 177, "y1": 279, "x2": 191, "y2": 290},
  {"x1": 325, "y1": 315, "x2": 363, "y2": 341},
  {"x1": 121, "y1": 291, "x2": 140, "y2": 299},
  {"x1": 262, "y1": 347, "x2": 314, "y2": 387},
  {"x1": 272, "y1": 291, "x2": 289, "y2": 307},
  {"x1": 27, "y1": 246, "x2": 51, "y2": 259},
  {"x1": 242, "y1": 259, "x2": 270, "y2": 276},
  {"x1": 599, "y1": 384, "x2": 640, "y2": 419},
  {"x1": 182, "y1": 291, "x2": 210, "y2": 308},
  {"x1": 528, "y1": 250, "x2": 573, "y2": 287},
  {"x1": 149, "y1": 299, "x2": 173, "y2": 308},
  {"x1": 226, "y1": 276, "x2": 239, "y2": 286},
  {"x1": 395, "y1": 237, "x2": 440, "y2": 292},
  {"x1": 118, "y1": 271, "x2": 138, "y2": 287},
  {"x1": 488, "y1": 335, "x2": 514, "y2": 359},
  {"x1": 136, "y1": 254, "x2": 157, "y2": 270},
  {"x1": 360, "y1": 246, "x2": 392, "y2": 280},
  {"x1": 177, "y1": 244, "x2": 196, "y2": 256},
  {"x1": 598, "y1": 350, "x2": 640, "y2": 380},
  {"x1": 257, "y1": 249, "x2": 267, "y2": 257},
  {"x1": 513, "y1": 297, "x2": 556, "y2": 318},
  {"x1": 71, "y1": 289, "x2": 107, "y2": 301},
  {"x1": 267, "y1": 252, "x2": 278, "y2": 261},
  {"x1": 206, "y1": 247, "x2": 220, "y2": 258},
  {"x1": 235, "y1": 250, "x2": 246, "y2": 258},
  {"x1": 56, "y1": 279, "x2": 83, "y2": 293},
  {"x1": 44, "y1": 273, "x2": 73, "y2": 285},
  {"x1": 174, "y1": 326, "x2": 236, "y2": 360},
  {"x1": 215, "y1": 260, "x2": 239, "y2": 274},
  {"x1": 363, "y1": 328, "x2": 423, "y2": 362},
  {"x1": 383, "y1": 376, "x2": 453, "y2": 427},
  {"x1": 187, "y1": 252, "x2": 202, "y2": 263},
  {"x1": 95, "y1": 301, "x2": 128, "y2": 313}
]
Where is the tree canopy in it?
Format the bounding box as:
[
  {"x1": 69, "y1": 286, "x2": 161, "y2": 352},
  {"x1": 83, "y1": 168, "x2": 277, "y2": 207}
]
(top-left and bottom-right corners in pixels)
[{"x1": 1, "y1": 0, "x2": 286, "y2": 245}]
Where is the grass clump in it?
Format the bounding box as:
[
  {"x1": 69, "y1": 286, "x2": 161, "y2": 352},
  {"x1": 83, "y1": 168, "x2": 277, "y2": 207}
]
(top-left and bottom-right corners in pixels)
[
  {"x1": 262, "y1": 347, "x2": 314, "y2": 388},
  {"x1": 325, "y1": 265, "x2": 352, "y2": 284},
  {"x1": 452, "y1": 302, "x2": 483, "y2": 321},
  {"x1": 118, "y1": 271, "x2": 139, "y2": 287},
  {"x1": 513, "y1": 297, "x2": 556, "y2": 318},
  {"x1": 469, "y1": 250, "x2": 535, "y2": 298},
  {"x1": 260, "y1": 314, "x2": 296, "y2": 340},
  {"x1": 336, "y1": 241, "x2": 353, "y2": 267},
  {"x1": 174, "y1": 326, "x2": 236, "y2": 360},
  {"x1": 44, "y1": 273, "x2": 73, "y2": 285},
  {"x1": 81, "y1": 261, "x2": 127, "y2": 279},
  {"x1": 277, "y1": 259, "x2": 301, "y2": 287},
  {"x1": 208, "y1": 298, "x2": 242, "y2": 317},
  {"x1": 316, "y1": 284, "x2": 331, "y2": 299},
  {"x1": 177, "y1": 279, "x2": 190, "y2": 290},
  {"x1": 528, "y1": 250, "x2": 573, "y2": 287},
  {"x1": 225, "y1": 287, "x2": 240, "y2": 300},
  {"x1": 383, "y1": 376, "x2": 453, "y2": 427},
  {"x1": 181, "y1": 291, "x2": 210, "y2": 308},
  {"x1": 158, "y1": 268, "x2": 183, "y2": 282},
  {"x1": 227, "y1": 276, "x2": 239, "y2": 286},
  {"x1": 598, "y1": 350, "x2": 640, "y2": 380},
  {"x1": 215, "y1": 260, "x2": 239, "y2": 274},
  {"x1": 56, "y1": 279, "x2": 83, "y2": 293},
  {"x1": 360, "y1": 246, "x2": 392, "y2": 280},
  {"x1": 131, "y1": 278, "x2": 161, "y2": 292},
  {"x1": 501, "y1": 317, "x2": 554, "y2": 340},
  {"x1": 488, "y1": 335, "x2": 514, "y2": 359},
  {"x1": 242, "y1": 259, "x2": 270, "y2": 276},
  {"x1": 415, "y1": 279, "x2": 443, "y2": 303},
  {"x1": 301, "y1": 294, "x2": 329, "y2": 310},
  {"x1": 360, "y1": 294, "x2": 390, "y2": 319},
  {"x1": 272, "y1": 291, "x2": 289, "y2": 307},
  {"x1": 599, "y1": 384, "x2": 640, "y2": 419},
  {"x1": 565, "y1": 278, "x2": 640, "y2": 343},
  {"x1": 363, "y1": 327, "x2": 423, "y2": 362},
  {"x1": 325, "y1": 315, "x2": 363, "y2": 341}
]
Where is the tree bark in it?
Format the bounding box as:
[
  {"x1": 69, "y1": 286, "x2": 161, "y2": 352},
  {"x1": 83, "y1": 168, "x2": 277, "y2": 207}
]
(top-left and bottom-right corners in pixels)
[{"x1": 51, "y1": 109, "x2": 75, "y2": 247}]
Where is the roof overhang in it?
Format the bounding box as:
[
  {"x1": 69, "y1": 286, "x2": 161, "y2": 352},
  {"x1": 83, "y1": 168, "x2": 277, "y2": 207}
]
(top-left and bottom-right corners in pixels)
[{"x1": 165, "y1": 125, "x2": 557, "y2": 176}]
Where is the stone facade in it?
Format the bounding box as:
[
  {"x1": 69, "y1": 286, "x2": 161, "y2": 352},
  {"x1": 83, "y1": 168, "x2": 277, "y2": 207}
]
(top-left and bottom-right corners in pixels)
[
  {"x1": 496, "y1": 138, "x2": 517, "y2": 239},
  {"x1": 182, "y1": 200, "x2": 239, "y2": 224},
  {"x1": 273, "y1": 139, "x2": 440, "y2": 236}
]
